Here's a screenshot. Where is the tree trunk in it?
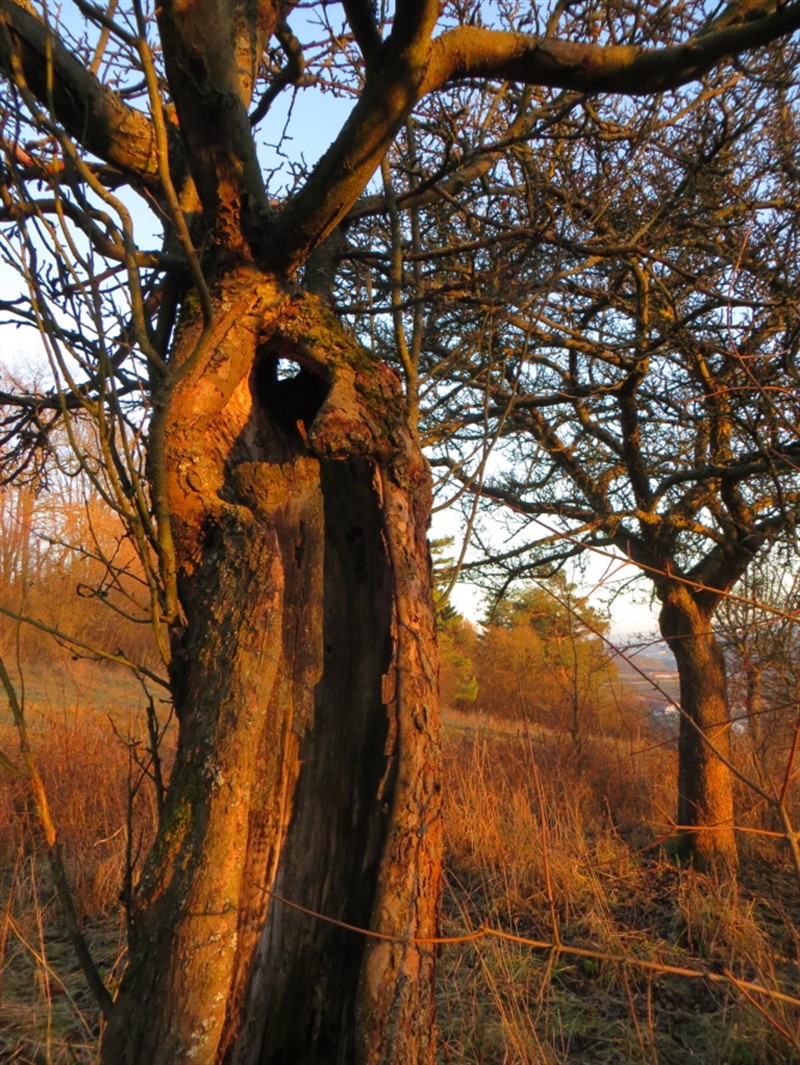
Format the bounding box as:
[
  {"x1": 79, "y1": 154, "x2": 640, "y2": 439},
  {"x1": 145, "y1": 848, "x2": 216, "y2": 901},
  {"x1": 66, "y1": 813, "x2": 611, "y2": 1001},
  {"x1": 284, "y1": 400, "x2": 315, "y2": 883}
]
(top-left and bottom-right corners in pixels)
[
  {"x1": 100, "y1": 270, "x2": 442, "y2": 1065},
  {"x1": 658, "y1": 585, "x2": 737, "y2": 872}
]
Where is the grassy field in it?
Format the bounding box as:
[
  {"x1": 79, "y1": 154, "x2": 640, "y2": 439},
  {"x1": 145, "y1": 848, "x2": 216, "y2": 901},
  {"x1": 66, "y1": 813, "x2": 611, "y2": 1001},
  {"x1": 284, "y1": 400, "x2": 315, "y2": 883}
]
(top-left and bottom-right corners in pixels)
[
  {"x1": 1, "y1": 675, "x2": 798, "y2": 1063},
  {"x1": 439, "y1": 716, "x2": 799, "y2": 1063}
]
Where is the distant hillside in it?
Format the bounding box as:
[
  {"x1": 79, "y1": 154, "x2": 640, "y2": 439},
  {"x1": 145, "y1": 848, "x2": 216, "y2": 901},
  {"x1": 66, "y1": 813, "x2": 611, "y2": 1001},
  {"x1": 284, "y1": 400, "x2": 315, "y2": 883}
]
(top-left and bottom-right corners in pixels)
[{"x1": 612, "y1": 638, "x2": 680, "y2": 711}]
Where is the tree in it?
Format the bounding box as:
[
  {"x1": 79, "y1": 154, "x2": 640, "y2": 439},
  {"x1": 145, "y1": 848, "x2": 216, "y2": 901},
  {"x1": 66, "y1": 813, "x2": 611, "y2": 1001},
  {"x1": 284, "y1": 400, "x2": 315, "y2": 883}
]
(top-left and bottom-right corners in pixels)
[
  {"x1": 2, "y1": 2, "x2": 800, "y2": 1061},
  {"x1": 403, "y1": 33, "x2": 800, "y2": 871},
  {"x1": 478, "y1": 577, "x2": 617, "y2": 741},
  {"x1": 432, "y1": 536, "x2": 479, "y2": 710},
  {"x1": 0, "y1": 467, "x2": 160, "y2": 668},
  {"x1": 438, "y1": 616, "x2": 479, "y2": 710}
]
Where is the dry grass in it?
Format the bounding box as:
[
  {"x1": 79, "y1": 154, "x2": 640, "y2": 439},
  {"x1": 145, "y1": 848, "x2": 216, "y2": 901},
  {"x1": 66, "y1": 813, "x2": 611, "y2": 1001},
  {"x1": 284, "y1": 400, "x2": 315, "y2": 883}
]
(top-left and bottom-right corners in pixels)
[
  {"x1": 0, "y1": 671, "x2": 168, "y2": 1063},
  {"x1": 439, "y1": 713, "x2": 800, "y2": 1064},
  {"x1": 1, "y1": 691, "x2": 798, "y2": 1062}
]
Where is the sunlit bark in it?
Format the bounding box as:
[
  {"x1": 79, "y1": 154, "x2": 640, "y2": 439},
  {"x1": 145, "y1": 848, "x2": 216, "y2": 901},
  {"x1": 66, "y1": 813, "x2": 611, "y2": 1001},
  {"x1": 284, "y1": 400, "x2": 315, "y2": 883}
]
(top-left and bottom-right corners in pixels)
[
  {"x1": 101, "y1": 274, "x2": 441, "y2": 1064},
  {"x1": 658, "y1": 585, "x2": 737, "y2": 872},
  {"x1": 2, "y1": 0, "x2": 800, "y2": 1057}
]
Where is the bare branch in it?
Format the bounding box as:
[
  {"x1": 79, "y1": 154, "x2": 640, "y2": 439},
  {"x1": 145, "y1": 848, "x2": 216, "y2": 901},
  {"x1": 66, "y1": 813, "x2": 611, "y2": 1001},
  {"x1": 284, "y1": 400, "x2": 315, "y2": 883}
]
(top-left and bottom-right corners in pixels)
[
  {"x1": 0, "y1": 0, "x2": 163, "y2": 188},
  {"x1": 341, "y1": 0, "x2": 381, "y2": 60},
  {"x1": 424, "y1": 5, "x2": 800, "y2": 96}
]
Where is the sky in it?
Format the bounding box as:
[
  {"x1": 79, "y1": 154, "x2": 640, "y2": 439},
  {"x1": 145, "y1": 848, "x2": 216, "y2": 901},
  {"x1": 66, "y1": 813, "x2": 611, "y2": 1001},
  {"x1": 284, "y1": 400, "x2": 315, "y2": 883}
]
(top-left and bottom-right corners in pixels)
[{"x1": 429, "y1": 504, "x2": 660, "y2": 638}]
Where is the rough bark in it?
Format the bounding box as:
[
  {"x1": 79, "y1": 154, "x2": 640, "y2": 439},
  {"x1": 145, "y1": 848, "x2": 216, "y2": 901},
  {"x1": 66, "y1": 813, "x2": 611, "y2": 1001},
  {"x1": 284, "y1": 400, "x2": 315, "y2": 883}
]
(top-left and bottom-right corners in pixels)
[
  {"x1": 658, "y1": 584, "x2": 738, "y2": 872},
  {"x1": 100, "y1": 270, "x2": 442, "y2": 1064}
]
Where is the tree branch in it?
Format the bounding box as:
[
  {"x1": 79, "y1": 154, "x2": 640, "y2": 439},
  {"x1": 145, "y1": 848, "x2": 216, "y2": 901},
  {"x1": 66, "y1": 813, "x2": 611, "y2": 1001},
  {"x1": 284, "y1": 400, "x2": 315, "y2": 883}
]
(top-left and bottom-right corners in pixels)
[
  {"x1": 423, "y1": 4, "x2": 800, "y2": 97},
  {"x1": 154, "y1": 0, "x2": 275, "y2": 248},
  {"x1": 0, "y1": 0, "x2": 163, "y2": 189},
  {"x1": 269, "y1": 1, "x2": 800, "y2": 275},
  {"x1": 342, "y1": 0, "x2": 382, "y2": 61},
  {"x1": 388, "y1": 0, "x2": 440, "y2": 54}
]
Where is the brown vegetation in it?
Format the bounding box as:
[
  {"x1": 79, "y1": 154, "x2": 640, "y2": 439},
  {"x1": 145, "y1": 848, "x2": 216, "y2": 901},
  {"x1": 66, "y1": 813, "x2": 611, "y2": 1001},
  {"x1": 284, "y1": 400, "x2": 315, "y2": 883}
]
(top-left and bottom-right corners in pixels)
[
  {"x1": 2, "y1": 488, "x2": 799, "y2": 1062},
  {"x1": 0, "y1": 670, "x2": 168, "y2": 1062},
  {"x1": 441, "y1": 719, "x2": 800, "y2": 1064},
  {"x1": 2, "y1": 681, "x2": 799, "y2": 1063}
]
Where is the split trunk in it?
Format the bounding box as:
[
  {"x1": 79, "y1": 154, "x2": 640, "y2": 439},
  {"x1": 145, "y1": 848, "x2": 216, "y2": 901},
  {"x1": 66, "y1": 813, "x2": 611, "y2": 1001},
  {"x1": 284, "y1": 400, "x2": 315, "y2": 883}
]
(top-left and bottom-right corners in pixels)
[{"x1": 100, "y1": 269, "x2": 442, "y2": 1064}]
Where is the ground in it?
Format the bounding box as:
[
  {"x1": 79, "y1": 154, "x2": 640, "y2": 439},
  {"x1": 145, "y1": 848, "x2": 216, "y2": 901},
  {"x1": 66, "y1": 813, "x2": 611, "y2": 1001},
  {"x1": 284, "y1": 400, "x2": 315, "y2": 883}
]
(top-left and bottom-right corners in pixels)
[{"x1": 1, "y1": 659, "x2": 798, "y2": 1063}]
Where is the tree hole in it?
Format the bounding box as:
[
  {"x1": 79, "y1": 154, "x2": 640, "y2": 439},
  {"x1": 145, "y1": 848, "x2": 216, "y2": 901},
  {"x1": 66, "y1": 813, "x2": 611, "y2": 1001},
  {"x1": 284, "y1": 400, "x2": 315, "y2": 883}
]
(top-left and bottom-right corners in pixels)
[{"x1": 254, "y1": 351, "x2": 331, "y2": 441}]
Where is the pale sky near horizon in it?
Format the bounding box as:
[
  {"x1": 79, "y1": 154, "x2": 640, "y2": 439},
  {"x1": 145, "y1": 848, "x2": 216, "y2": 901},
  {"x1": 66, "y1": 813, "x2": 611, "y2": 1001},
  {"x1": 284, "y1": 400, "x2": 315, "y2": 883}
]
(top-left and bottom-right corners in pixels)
[{"x1": 429, "y1": 506, "x2": 660, "y2": 639}]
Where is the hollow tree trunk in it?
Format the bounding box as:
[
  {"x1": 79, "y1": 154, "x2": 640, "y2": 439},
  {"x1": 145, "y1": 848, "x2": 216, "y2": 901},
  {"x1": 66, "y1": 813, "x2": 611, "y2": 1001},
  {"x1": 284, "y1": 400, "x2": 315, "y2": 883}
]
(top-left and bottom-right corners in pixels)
[
  {"x1": 658, "y1": 585, "x2": 737, "y2": 872},
  {"x1": 100, "y1": 269, "x2": 442, "y2": 1065}
]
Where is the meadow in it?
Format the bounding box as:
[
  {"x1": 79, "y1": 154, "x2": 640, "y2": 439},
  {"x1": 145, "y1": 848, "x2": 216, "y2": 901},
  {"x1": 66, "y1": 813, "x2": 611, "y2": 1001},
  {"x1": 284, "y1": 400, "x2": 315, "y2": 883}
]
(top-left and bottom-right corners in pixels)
[{"x1": 1, "y1": 657, "x2": 797, "y2": 1064}]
